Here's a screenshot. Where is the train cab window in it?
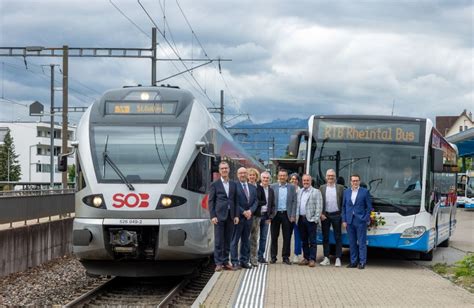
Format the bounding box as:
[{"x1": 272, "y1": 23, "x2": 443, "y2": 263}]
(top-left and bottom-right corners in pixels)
[
  {"x1": 181, "y1": 153, "x2": 210, "y2": 193},
  {"x1": 77, "y1": 154, "x2": 87, "y2": 191}
]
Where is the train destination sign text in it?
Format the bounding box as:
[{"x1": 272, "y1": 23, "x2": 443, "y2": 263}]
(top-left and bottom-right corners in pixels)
[
  {"x1": 317, "y1": 121, "x2": 421, "y2": 143},
  {"x1": 105, "y1": 101, "x2": 176, "y2": 115}
]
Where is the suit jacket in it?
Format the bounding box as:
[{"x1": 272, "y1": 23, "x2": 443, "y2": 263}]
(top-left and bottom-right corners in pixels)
[
  {"x1": 296, "y1": 187, "x2": 323, "y2": 223},
  {"x1": 254, "y1": 184, "x2": 265, "y2": 217},
  {"x1": 319, "y1": 183, "x2": 345, "y2": 214},
  {"x1": 209, "y1": 179, "x2": 238, "y2": 221},
  {"x1": 258, "y1": 185, "x2": 275, "y2": 219},
  {"x1": 270, "y1": 183, "x2": 297, "y2": 220},
  {"x1": 342, "y1": 187, "x2": 372, "y2": 225},
  {"x1": 236, "y1": 181, "x2": 258, "y2": 218}
]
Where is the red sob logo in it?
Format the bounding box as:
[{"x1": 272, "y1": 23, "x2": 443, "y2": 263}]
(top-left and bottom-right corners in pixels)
[{"x1": 112, "y1": 193, "x2": 150, "y2": 208}]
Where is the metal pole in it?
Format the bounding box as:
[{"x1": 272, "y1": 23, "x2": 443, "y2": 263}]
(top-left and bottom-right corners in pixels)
[
  {"x1": 220, "y1": 90, "x2": 224, "y2": 126},
  {"x1": 61, "y1": 45, "x2": 68, "y2": 188},
  {"x1": 7, "y1": 146, "x2": 10, "y2": 182},
  {"x1": 272, "y1": 137, "x2": 275, "y2": 160},
  {"x1": 50, "y1": 64, "x2": 54, "y2": 189},
  {"x1": 151, "y1": 27, "x2": 157, "y2": 85}
]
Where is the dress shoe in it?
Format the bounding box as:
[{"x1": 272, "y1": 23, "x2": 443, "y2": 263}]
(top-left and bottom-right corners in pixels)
[
  {"x1": 346, "y1": 263, "x2": 358, "y2": 268},
  {"x1": 232, "y1": 264, "x2": 242, "y2": 270},
  {"x1": 215, "y1": 265, "x2": 223, "y2": 272},
  {"x1": 223, "y1": 264, "x2": 234, "y2": 271},
  {"x1": 270, "y1": 259, "x2": 277, "y2": 264},
  {"x1": 241, "y1": 262, "x2": 252, "y2": 269},
  {"x1": 283, "y1": 258, "x2": 292, "y2": 265},
  {"x1": 308, "y1": 260, "x2": 316, "y2": 267},
  {"x1": 298, "y1": 259, "x2": 309, "y2": 266},
  {"x1": 258, "y1": 258, "x2": 268, "y2": 264},
  {"x1": 250, "y1": 260, "x2": 258, "y2": 267},
  {"x1": 358, "y1": 263, "x2": 365, "y2": 270}
]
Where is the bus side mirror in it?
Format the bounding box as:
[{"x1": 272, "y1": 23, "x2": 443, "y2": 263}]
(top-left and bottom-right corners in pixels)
[
  {"x1": 288, "y1": 130, "x2": 308, "y2": 158},
  {"x1": 432, "y1": 148, "x2": 443, "y2": 172},
  {"x1": 58, "y1": 154, "x2": 68, "y2": 172}
]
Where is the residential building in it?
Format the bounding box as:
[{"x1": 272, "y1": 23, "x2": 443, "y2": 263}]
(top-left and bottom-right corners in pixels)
[
  {"x1": 0, "y1": 121, "x2": 75, "y2": 183},
  {"x1": 436, "y1": 109, "x2": 473, "y2": 137}
]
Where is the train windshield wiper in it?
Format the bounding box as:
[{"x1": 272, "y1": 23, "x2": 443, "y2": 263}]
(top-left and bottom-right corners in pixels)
[
  {"x1": 102, "y1": 135, "x2": 135, "y2": 191},
  {"x1": 372, "y1": 196, "x2": 408, "y2": 213}
]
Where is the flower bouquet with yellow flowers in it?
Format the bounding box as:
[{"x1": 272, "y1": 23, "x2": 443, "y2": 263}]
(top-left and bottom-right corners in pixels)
[{"x1": 368, "y1": 210, "x2": 386, "y2": 231}]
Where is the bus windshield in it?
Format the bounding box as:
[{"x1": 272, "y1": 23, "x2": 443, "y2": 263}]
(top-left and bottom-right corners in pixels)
[
  {"x1": 91, "y1": 125, "x2": 184, "y2": 183},
  {"x1": 311, "y1": 119, "x2": 425, "y2": 215}
]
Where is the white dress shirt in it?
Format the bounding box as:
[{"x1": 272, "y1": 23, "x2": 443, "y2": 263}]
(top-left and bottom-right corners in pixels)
[
  {"x1": 325, "y1": 185, "x2": 338, "y2": 212},
  {"x1": 261, "y1": 185, "x2": 269, "y2": 213},
  {"x1": 221, "y1": 177, "x2": 229, "y2": 197},
  {"x1": 299, "y1": 188, "x2": 311, "y2": 216},
  {"x1": 351, "y1": 187, "x2": 359, "y2": 204}
]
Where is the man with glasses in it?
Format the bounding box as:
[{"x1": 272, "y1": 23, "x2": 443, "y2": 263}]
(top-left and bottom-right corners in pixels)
[
  {"x1": 319, "y1": 169, "x2": 345, "y2": 267},
  {"x1": 342, "y1": 174, "x2": 372, "y2": 269}
]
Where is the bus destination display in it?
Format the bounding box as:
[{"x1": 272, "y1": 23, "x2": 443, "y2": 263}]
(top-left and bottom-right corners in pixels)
[
  {"x1": 317, "y1": 121, "x2": 420, "y2": 143},
  {"x1": 105, "y1": 101, "x2": 176, "y2": 115}
]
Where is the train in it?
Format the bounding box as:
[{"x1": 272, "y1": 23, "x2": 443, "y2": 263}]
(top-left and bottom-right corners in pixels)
[{"x1": 69, "y1": 85, "x2": 263, "y2": 277}]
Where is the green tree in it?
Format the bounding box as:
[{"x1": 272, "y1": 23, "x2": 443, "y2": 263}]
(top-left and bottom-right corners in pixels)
[
  {"x1": 68, "y1": 164, "x2": 76, "y2": 183},
  {"x1": 0, "y1": 128, "x2": 21, "y2": 182}
]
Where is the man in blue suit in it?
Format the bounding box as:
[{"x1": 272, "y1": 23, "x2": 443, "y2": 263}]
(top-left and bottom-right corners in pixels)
[
  {"x1": 231, "y1": 167, "x2": 258, "y2": 269},
  {"x1": 342, "y1": 174, "x2": 372, "y2": 269},
  {"x1": 209, "y1": 161, "x2": 239, "y2": 272}
]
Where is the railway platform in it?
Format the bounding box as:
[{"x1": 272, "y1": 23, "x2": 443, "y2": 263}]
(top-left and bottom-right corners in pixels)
[{"x1": 196, "y1": 210, "x2": 474, "y2": 308}]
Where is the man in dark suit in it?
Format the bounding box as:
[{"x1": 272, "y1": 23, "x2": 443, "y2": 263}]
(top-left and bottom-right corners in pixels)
[
  {"x1": 270, "y1": 169, "x2": 297, "y2": 265},
  {"x1": 231, "y1": 167, "x2": 258, "y2": 269},
  {"x1": 342, "y1": 174, "x2": 372, "y2": 269},
  {"x1": 319, "y1": 169, "x2": 345, "y2": 267},
  {"x1": 257, "y1": 171, "x2": 275, "y2": 264},
  {"x1": 209, "y1": 161, "x2": 239, "y2": 272}
]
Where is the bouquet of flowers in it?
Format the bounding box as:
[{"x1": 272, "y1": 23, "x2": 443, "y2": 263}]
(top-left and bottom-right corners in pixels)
[{"x1": 368, "y1": 210, "x2": 386, "y2": 231}]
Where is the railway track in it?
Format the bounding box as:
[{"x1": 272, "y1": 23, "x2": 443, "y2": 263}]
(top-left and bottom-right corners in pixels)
[{"x1": 65, "y1": 262, "x2": 214, "y2": 307}]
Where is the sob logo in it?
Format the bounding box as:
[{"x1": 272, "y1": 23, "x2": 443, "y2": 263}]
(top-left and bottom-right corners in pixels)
[{"x1": 112, "y1": 193, "x2": 150, "y2": 208}]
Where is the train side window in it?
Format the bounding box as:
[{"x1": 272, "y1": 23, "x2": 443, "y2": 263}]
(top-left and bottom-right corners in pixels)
[
  {"x1": 77, "y1": 155, "x2": 87, "y2": 191},
  {"x1": 181, "y1": 153, "x2": 210, "y2": 193}
]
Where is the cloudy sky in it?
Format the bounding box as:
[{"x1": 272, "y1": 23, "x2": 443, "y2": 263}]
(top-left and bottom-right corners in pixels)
[{"x1": 0, "y1": 0, "x2": 472, "y2": 125}]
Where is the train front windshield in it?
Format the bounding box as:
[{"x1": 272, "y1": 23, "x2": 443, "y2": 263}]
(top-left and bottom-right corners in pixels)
[
  {"x1": 311, "y1": 119, "x2": 425, "y2": 215},
  {"x1": 91, "y1": 125, "x2": 184, "y2": 183}
]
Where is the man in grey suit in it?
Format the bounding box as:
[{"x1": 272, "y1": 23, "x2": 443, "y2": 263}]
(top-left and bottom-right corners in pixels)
[
  {"x1": 319, "y1": 169, "x2": 345, "y2": 267},
  {"x1": 270, "y1": 169, "x2": 297, "y2": 265},
  {"x1": 296, "y1": 174, "x2": 322, "y2": 267}
]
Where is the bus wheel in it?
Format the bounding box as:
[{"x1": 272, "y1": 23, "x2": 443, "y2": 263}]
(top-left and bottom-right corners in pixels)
[
  {"x1": 438, "y1": 238, "x2": 449, "y2": 247},
  {"x1": 420, "y1": 250, "x2": 433, "y2": 261}
]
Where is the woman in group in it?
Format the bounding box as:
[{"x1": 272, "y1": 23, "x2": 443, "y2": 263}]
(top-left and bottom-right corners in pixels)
[
  {"x1": 289, "y1": 173, "x2": 302, "y2": 263},
  {"x1": 248, "y1": 168, "x2": 265, "y2": 266}
]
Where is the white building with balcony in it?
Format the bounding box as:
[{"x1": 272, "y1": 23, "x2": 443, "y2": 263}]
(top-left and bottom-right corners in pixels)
[{"x1": 0, "y1": 121, "x2": 76, "y2": 183}]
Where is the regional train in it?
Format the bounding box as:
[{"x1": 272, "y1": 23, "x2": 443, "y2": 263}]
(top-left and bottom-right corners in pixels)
[{"x1": 70, "y1": 85, "x2": 263, "y2": 277}]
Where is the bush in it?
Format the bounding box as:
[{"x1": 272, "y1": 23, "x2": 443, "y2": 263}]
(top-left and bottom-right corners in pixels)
[{"x1": 454, "y1": 254, "x2": 474, "y2": 278}]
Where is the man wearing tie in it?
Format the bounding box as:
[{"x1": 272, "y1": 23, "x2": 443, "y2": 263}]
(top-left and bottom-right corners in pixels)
[
  {"x1": 270, "y1": 169, "x2": 297, "y2": 265},
  {"x1": 231, "y1": 167, "x2": 258, "y2": 269},
  {"x1": 342, "y1": 174, "x2": 372, "y2": 269},
  {"x1": 209, "y1": 161, "x2": 239, "y2": 272}
]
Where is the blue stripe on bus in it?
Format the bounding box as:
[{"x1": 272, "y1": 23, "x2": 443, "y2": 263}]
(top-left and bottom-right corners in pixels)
[{"x1": 319, "y1": 230, "x2": 430, "y2": 252}]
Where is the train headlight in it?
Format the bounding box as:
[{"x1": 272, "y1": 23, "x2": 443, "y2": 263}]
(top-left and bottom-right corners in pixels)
[
  {"x1": 140, "y1": 92, "x2": 150, "y2": 100},
  {"x1": 401, "y1": 226, "x2": 426, "y2": 238},
  {"x1": 82, "y1": 194, "x2": 106, "y2": 209},
  {"x1": 161, "y1": 197, "x2": 172, "y2": 207},
  {"x1": 157, "y1": 195, "x2": 187, "y2": 209},
  {"x1": 92, "y1": 196, "x2": 104, "y2": 207}
]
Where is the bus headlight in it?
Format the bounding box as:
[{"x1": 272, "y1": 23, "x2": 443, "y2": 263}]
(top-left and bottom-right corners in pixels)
[{"x1": 401, "y1": 226, "x2": 426, "y2": 238}]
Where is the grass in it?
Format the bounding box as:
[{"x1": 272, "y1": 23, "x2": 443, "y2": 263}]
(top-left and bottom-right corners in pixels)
[{"x1": 432, "y1": 254, "x2": 474, "y2": 293}]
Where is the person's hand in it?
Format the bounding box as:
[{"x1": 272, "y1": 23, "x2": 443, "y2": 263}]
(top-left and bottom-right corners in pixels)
[
  {"x1": 342, "y1": 222, "x2": 347, "y2": 229},
  {"x1": 266, "y1": 219, "x2": 271, "y2": 224},
  {"x1": 211, "y1": 217, "x2": 218, "y2": 225},
  {"x1": 320, "y1": 214, "x2": 327, "y2": 221},
  {"x1": 290, "y1": 217, "x2": 295, "y2": 223},
  {"x1": 234, "y1": 217, "x2": 240, "y2": 224}
]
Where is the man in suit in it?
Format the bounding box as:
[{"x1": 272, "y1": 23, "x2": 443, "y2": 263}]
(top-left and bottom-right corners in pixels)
[
  {"x1": 342, "y1": 174, "x2": 372, "y2": 269},
  {"x1": 209, "y1": 161, "x2": 239, "y2": 272},
  {"x1": 231, "y1": 167, "x2": 258, "y2": 269},
  {"x1": 296, "y1": 174, "x2": 322, "y2": 267},
  {"x1": 257, "y1": 171, "x2": 275, "y2": 264},
  {"x1": 270, "y1": 169, "x2": 297, "y2": 265},
  {"x1": 319, "y1": 169, "x2": 345, "y2": 267}
]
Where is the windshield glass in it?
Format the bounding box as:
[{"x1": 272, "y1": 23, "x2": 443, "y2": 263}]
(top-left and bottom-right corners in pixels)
[
  {"x1": 311, "y1": 141, "x2": 424, "y2": 213},
  {"x1": 91, "y1": 125, "x2": 184, "y2": 183}
]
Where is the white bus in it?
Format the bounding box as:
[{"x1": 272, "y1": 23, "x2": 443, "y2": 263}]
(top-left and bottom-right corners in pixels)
[
  {"x1": 457, "y1": 171, "x2": 474, "y2": 209},
  {"x1": 289, "y1": 115, "x2": 459, "y2": 260}
]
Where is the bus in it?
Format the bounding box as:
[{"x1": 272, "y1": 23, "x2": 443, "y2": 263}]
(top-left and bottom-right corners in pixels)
[
  {"x1": 457, "y1": 171, "x2": 474, "y2": 209},
  {"x1": 288, "y1": 115, "x2": 459, "y2": 260}
]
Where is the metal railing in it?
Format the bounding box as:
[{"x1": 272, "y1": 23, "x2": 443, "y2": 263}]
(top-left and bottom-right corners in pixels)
[{"x1": 0, "y1": 188, "x2": 75, "y2": 198}]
